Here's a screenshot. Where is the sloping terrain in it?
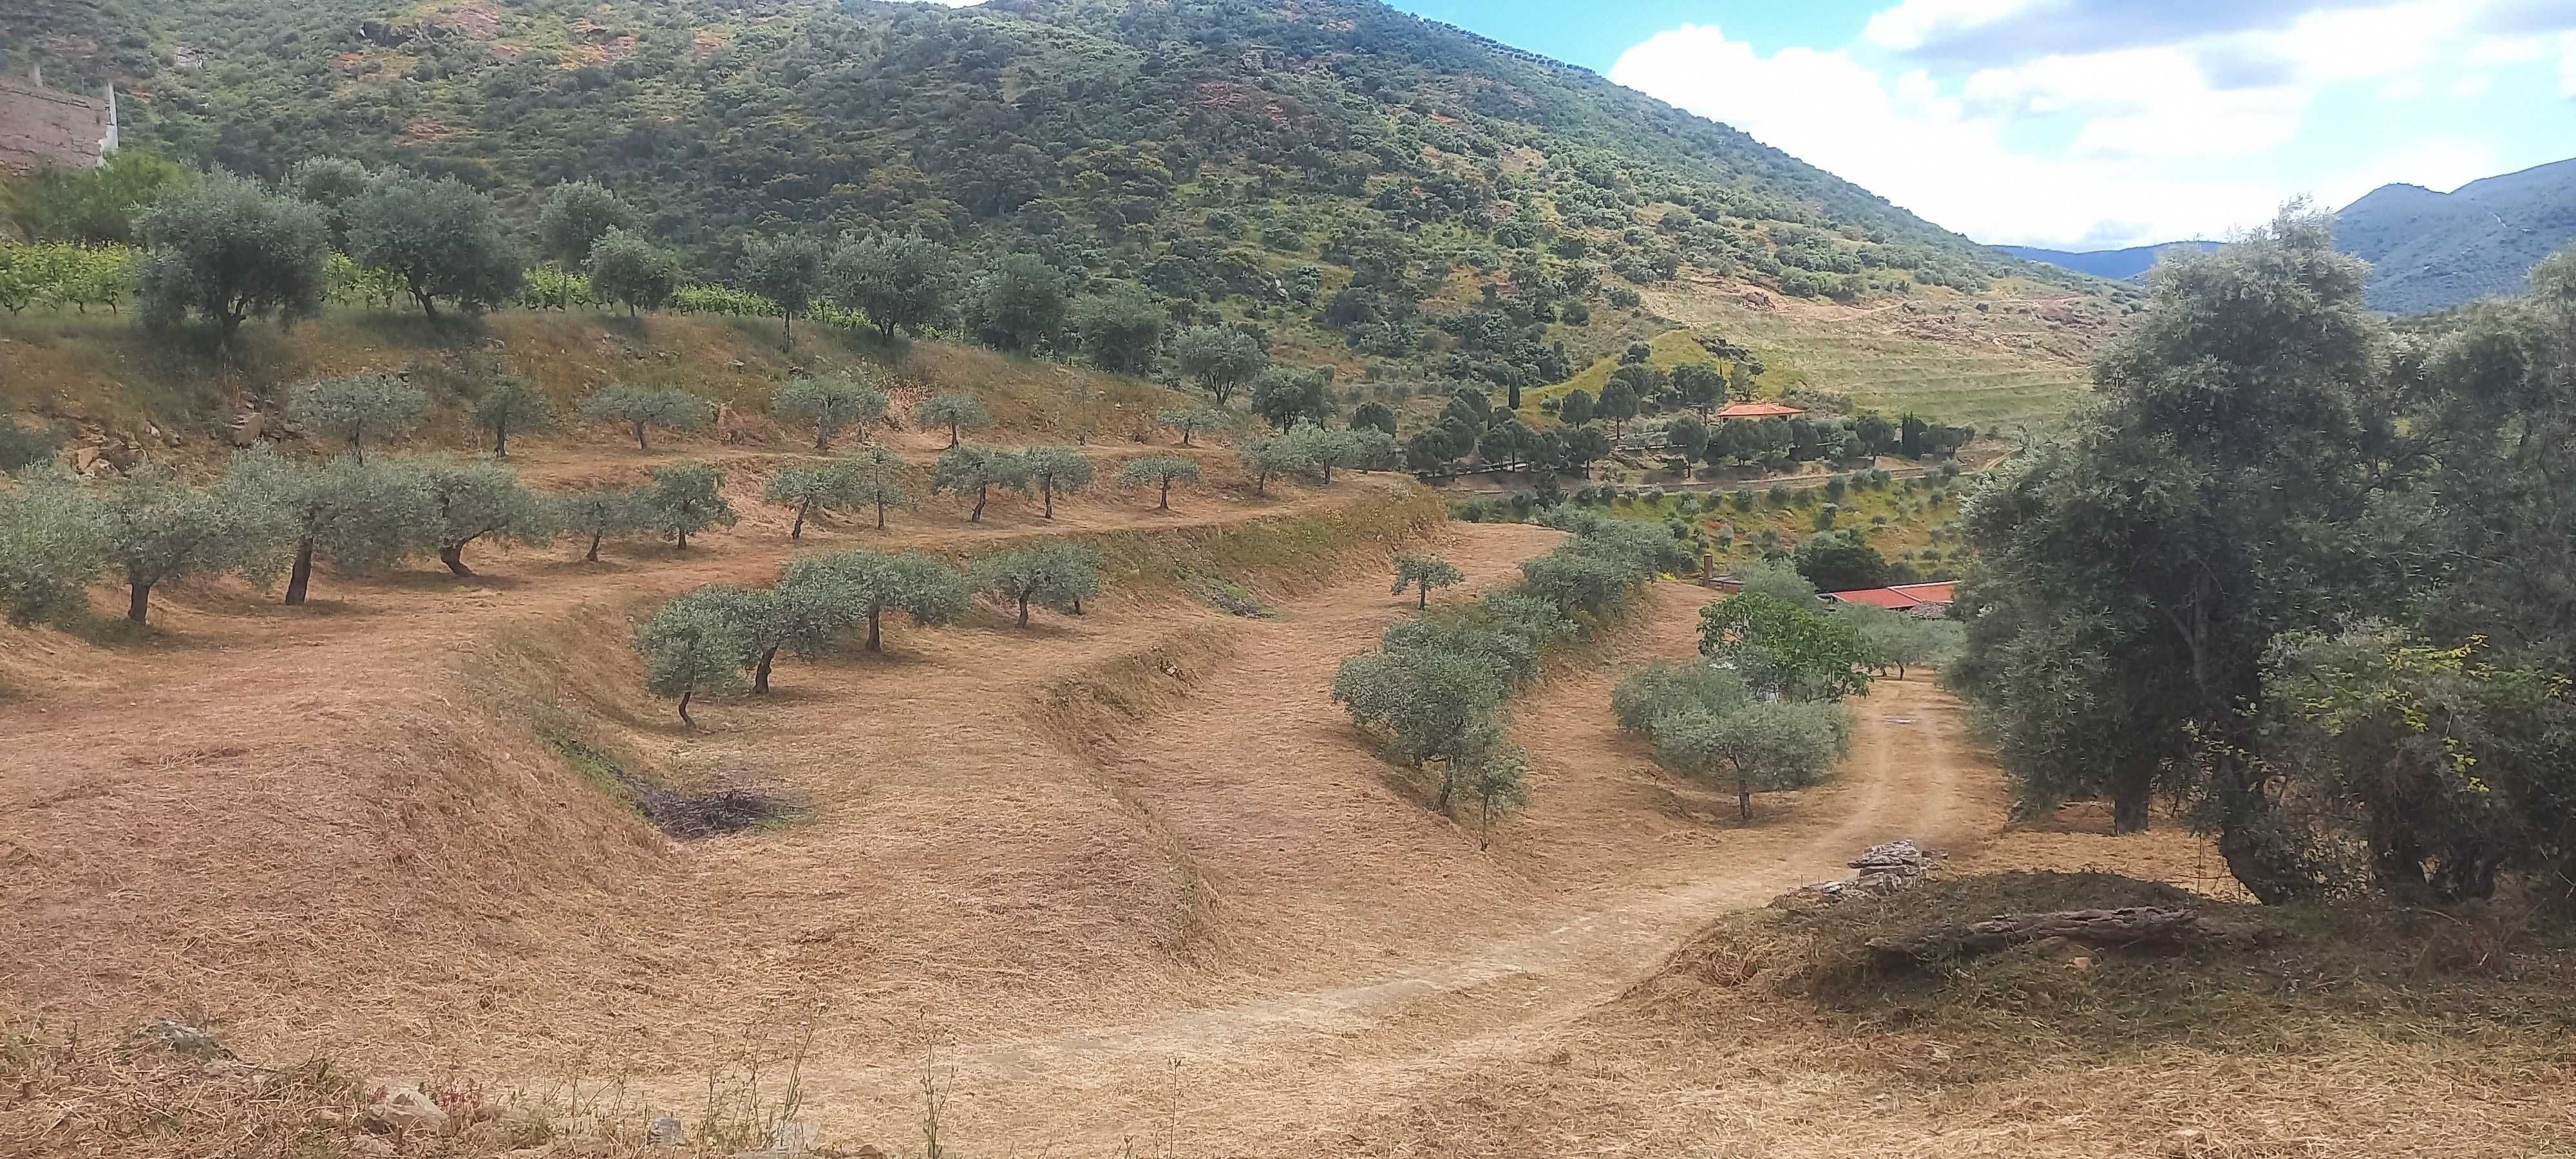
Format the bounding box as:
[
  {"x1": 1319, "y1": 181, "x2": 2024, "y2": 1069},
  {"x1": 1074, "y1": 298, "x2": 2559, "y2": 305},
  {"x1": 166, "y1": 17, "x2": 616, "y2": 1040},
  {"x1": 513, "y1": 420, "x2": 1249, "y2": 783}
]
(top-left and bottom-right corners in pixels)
[
  {"x1": 5, "y1": 0, "x2": 2113, "y2": 404},
  {"x1": 2336, "y1": 156, "x2": 2576, "y2": 314}
]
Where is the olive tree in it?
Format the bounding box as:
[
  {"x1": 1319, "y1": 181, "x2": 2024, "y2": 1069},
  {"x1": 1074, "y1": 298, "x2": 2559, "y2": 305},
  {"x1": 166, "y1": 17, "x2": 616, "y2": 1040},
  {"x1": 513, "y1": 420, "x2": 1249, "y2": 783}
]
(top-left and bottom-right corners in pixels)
[
  {"x1": 636, "y1": 587, "x2": 755, "y2": 728},
  {"x1": 773, "y1": 375, "x2": 888, "y2": 451},
  {"x1": 1332, "y1": 648, "x2": 1512, "y2": 812},
  {"x1": 1611, "y1": 661, "x2": 1748, "y2": 738},
  {"x1": 763, "y1": 460, "x2": 860, "y2": 540},
  {"x1": 583, "y1": 385, "x2": 712, "y2": 451},
  {"x1": 738, "y1": 234, "x2": 826, "y2": 347},
  {"x1": 1019, "y1": 446, "x2": 1095, "y2": 519},
  {"x1": 285, "y1": 157, "x2": 370, "y2": 250},
  {"x1": 348, "y1": 170, "x2": 524, "y2": 319},
  {"x1": 1119, "y1": 455, "x2": 1202, "y2": 510},
  {"x1": 1461, "y1": 741, "x2": 1531, "y2": 850},
  {"x1": 826, "y1": 232, "x2": 955, "y2": 339},
  {"x1": 1650, "y1": 701, "x2": 1850, "y2": 821},
  {"x1": 1175, "y1": 325, "x2": 1267, "y2": 404},
  {"x1": 783, "y1": 550, "x2": 971, "y2": 651},
  {"x1": 587, "y1": 228, "x2": 679, "y2": 317},
  {"x1": 471, "y1": 375, "x2": 556, "y2": 458},
  {"x1": 220, "y1": 449, "x2": 434, "y2": 606},
  {"x1": 1157, "y1": 406, "x2": 1230, "y2": 448},
  {"x1": 1075, "y1": 288, "x2": 1168, "y2": 373},
  {"x1": 971, "y1": 542, "x2": 1104, "y2": 627},
  {"x1": 1391, "y1": 552, "x2": 1464, "y2": 608},
  {"x1": 424, "y1": 462, "x2": 553, "y2": 576},
  {"x1": 553, "y1": 487, "x2": 649, "y2": 562},
  {"x1": 965, "y1": 253, "x2": 1069, "y2": 352},
  {"x1": 288, "y1": 373, "x2": 430, "y2": 464},
  {"x1": 641, "y1": 462, "x2": 737, "y2": 549},
  {"x1": 96, "y1": 462, "x2": 247, "y2": 624},
  {"x1": 845, "y1": 446, "x2": 914, "y2": 529},
  {"x1": 1238, "y1": 434, "x2": 1311, "y2": 497},
  {"x1": 914, "y1": 394, "x2": 990, "y2": 448},
  {"x1": 0, "y1": 469, "x2": 107, "y2": 626},
  {"x1": 930, "y1": 445, "x2": 1028, "y2": 522},
  {"x1": 135, "y1": 171, "x2": 329, "y2": 341},
  {"x1": 537, "y1": 180, "x2": 641, "y2": 266},
  {"x1": 730, "y1": 566, "x2": 872, "y2": 693},
  {"x1": 1281, "y1": 423, "x2": 1358, "y2": 483}
]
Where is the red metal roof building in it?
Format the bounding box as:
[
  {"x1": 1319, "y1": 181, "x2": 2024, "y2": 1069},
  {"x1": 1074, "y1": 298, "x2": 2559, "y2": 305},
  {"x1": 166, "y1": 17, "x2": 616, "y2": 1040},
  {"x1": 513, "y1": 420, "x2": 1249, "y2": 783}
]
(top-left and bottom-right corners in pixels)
[
  {"x1": 1823, "y1": 581, "x2": 1956, "y2": 612},
  {"x1": 1712, "y1": 401, "x2": 1805, "y2": 419}
]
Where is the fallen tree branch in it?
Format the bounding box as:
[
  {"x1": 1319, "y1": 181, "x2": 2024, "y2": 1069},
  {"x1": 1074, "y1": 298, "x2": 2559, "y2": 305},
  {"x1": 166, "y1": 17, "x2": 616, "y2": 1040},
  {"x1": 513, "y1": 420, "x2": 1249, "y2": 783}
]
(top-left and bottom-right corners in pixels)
[{"x1": 1866, "y1": 907, "x2": 2264, "y2": 967}]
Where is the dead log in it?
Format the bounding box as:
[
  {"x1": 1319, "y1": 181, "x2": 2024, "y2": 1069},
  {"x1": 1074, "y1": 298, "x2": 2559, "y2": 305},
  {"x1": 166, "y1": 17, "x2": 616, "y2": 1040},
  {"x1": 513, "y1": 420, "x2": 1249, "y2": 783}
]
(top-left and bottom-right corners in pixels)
[{"x1": 1866, "y1": 907, "x2": 2260, "y2": 967}]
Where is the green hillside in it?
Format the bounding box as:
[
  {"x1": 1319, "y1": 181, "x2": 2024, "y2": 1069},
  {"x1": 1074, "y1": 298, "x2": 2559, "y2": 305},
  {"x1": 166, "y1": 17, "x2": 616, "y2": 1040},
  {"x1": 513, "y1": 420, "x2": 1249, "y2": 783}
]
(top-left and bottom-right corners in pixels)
[{"x1": 3, "y1": 0, "x2": 2101, "y2": 400}]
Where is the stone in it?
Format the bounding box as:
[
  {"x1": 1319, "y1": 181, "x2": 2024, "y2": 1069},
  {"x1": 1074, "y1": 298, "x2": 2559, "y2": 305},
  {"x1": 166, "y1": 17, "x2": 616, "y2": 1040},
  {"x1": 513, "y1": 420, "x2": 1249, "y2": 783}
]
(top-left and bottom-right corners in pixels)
[
  {"x1": 647, "y1": 1115, "x2": 688, "y2": 1146},
  {"x1": 358, "y1": 1080, "x2": 450, "y2": 1136},
  {"x1": 346, "y1": 1136, "x2": 397, "y2": 1157},
  {"x1": 230, "y1": 411, "x2": 264, "y2": 447},
  {"x1": 135, "y1": 1018, "x2": 232, "y2": 1059},
  {"x1": 768, "y1": 1118, "x2": 820, "y2": 1153}
]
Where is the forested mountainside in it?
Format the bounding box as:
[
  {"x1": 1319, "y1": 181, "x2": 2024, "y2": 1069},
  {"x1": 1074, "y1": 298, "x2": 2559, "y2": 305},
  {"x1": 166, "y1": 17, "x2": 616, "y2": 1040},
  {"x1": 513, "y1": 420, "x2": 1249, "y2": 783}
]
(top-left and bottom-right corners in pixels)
[
  {"x1": 6, "y1": 0, "x2": 2077, "y2": 384},
  {"x1": 2335, "y1": 157, "x2": 2576, "y2": 314}
]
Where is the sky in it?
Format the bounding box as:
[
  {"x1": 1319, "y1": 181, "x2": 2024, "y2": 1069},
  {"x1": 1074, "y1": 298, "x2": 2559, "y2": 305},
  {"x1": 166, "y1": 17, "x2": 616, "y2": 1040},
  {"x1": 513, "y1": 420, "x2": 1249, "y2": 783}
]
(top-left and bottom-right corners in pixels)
[{"x1": 1384, "y1": 0, "x2": 2576, "y2": 249}]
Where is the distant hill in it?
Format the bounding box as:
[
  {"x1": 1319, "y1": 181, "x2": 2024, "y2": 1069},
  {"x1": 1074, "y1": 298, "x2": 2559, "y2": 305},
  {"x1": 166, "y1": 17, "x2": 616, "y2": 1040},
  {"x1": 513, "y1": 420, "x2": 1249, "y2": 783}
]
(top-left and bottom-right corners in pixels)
[
  {"x1": 1993, "y1": 241, "x2": 2221, "y2": 281},
  {"x1": 2336, "y1": 158, "x2": 2576, "y2": 314},
  {"x1": 1, "y1": 0, "x2": 2099, "y2": 397},
  {"x1": 2001, "y1": 157, "x2": 2576, "y2": 314}
]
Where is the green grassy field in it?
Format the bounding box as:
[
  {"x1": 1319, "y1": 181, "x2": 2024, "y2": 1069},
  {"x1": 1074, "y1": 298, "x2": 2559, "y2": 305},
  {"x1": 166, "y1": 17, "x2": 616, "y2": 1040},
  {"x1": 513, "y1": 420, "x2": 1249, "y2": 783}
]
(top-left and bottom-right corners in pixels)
[
  {"x1": 1455, "y1": 469, "x2": 1974, "y2": 579},
  {"x1": 1618, "y1": 282, "x2": 2113, "y2": 430}
]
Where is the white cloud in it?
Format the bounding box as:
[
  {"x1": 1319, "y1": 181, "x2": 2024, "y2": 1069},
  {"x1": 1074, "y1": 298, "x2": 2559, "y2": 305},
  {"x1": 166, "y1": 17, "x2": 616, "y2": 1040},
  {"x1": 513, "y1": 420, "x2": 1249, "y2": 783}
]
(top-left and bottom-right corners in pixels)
[
  {"x1": 1605, "y1": 24, "x2": 2280, "y2": 248},
  {"x1": 1609, "y1": 2, "x2": 2571, "y2": 249},
  {"x1": 1862, "y1": 0, "x2": 2051, "y2": 52}
]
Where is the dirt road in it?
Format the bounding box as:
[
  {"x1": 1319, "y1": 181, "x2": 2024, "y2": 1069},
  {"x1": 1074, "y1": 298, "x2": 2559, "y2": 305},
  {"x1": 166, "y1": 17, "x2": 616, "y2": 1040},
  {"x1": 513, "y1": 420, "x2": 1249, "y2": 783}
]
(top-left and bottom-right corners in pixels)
[{"x1": 771, "y1": 565, "x2": 1994, "y2": 1154}]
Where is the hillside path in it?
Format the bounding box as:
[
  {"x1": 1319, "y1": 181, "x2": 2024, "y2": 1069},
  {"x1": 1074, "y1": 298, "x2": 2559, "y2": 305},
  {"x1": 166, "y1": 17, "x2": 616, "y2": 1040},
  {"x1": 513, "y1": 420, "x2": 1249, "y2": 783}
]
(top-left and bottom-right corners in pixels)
[{"x1": 768, "y1": 576, "x2": 1991, "y2": 1153}]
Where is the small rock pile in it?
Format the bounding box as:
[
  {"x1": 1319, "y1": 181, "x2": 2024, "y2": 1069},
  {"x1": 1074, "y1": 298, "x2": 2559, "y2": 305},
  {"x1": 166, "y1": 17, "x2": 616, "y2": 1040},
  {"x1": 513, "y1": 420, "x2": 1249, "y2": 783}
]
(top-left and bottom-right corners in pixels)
[{"x1": 1781, "y1": 839, "x2": 1933, "y2": 906}]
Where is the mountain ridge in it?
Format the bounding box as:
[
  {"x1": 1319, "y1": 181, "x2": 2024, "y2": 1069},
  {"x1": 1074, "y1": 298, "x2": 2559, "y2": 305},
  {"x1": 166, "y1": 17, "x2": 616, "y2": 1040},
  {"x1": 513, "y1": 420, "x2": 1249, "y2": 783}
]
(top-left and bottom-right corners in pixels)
[{"x1": 2002, "y1": 156, "x2": 2576, "y2": 312}]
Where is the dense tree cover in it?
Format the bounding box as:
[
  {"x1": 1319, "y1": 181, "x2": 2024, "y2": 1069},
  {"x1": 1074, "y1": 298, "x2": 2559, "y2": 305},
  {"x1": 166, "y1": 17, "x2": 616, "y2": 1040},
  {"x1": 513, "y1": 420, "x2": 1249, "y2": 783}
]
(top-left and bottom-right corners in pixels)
[
  {"x1": 1951, "y1": 221, "x2": 2576, "y2": 902},
  {"x1": 1, "y1": 152, "x2": 188, "y2": 245}
]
